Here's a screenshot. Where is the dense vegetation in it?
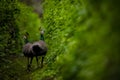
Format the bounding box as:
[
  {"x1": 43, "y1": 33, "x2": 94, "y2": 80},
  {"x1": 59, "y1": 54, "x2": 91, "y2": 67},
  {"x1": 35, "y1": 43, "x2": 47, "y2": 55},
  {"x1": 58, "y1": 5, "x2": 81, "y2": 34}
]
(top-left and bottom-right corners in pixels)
[
  {"x1": 0, "y1": 0, "x2": 120, "y2": 80},
  {"x1": 0, "y1": 0, "x2": 40, "y2": 79}
]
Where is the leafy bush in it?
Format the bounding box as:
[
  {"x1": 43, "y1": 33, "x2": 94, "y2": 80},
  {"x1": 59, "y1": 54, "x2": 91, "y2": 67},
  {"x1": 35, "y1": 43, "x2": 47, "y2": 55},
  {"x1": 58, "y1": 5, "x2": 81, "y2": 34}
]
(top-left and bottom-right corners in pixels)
[
  {"x1": 0, "y1": 0, "x2": 41, "y2": 79},
  {"x1": 36, "y1": 0, "x2": 120, "y2": 80}
]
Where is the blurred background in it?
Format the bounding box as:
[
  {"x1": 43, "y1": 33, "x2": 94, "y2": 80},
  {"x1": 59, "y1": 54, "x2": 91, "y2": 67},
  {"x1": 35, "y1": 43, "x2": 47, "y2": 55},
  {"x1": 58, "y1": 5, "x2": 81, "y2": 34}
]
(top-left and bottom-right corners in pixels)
[{"x1": 0, "y1": 0, "x2": 120, "y2": 80}]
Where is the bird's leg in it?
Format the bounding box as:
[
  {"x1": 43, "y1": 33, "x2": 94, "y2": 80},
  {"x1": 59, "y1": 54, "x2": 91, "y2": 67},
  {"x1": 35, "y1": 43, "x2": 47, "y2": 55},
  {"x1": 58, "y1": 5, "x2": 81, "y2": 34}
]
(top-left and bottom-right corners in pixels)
[
  {"x1": 36, "y1": 56, "x2": 39, "y2": 68},
  {"x1": 30, "y1": 57, "x2": 33, "y2": 67},
  {"x1": 27, "y1": 57, "x2": 30, "y2": 71},
  {"x1": 41, "y1": 56, "x2": 44, "y2": 68}
]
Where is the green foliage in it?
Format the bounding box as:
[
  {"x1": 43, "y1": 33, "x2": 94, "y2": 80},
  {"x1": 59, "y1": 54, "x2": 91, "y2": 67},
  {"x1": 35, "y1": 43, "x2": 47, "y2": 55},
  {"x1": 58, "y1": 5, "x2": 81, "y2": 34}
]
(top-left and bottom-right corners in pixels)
[
  {"x1": 16, "y1": 3, "x2": 40, "y2": 42},
  {"x1": 0, "y1": 0, "x2": 21, "y2": 55},
  {"x1": 0, "y1": 0, "x2": 40, "y2": 56},
  {"x1": 0, "y1": 0, "x2": 41, "y2": 79},
  {"x1": 0, "y1": 0, "x2": 120, "y2": 80},
  {"x1": 33, "y1": 0, "x2": 120, "y2": 80}
]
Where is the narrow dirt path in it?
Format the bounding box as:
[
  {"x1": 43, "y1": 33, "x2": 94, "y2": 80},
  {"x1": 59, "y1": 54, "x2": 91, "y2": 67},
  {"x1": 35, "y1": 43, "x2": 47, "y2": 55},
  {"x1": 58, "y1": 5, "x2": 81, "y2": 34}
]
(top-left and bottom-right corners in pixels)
[{"x1": 0, "y1": 55, "x2": 31, "y2": 80}]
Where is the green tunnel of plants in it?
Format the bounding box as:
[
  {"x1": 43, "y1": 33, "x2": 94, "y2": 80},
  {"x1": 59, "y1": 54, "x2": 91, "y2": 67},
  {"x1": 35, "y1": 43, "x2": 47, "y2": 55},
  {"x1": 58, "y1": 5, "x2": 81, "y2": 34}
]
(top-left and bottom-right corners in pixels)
[{"x1": 0, "y1": 0, "x2": 120, "y2": 80}]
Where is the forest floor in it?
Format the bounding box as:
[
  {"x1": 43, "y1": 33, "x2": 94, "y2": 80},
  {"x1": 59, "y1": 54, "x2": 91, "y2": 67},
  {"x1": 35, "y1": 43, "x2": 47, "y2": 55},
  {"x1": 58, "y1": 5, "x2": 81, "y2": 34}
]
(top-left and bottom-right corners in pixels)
[
  {"x1": 0, "y1": 55, "x2": 29, "y2": 80},
  {"x1": 0, "y1": 54, "x2": 53, "y2": 80}
]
